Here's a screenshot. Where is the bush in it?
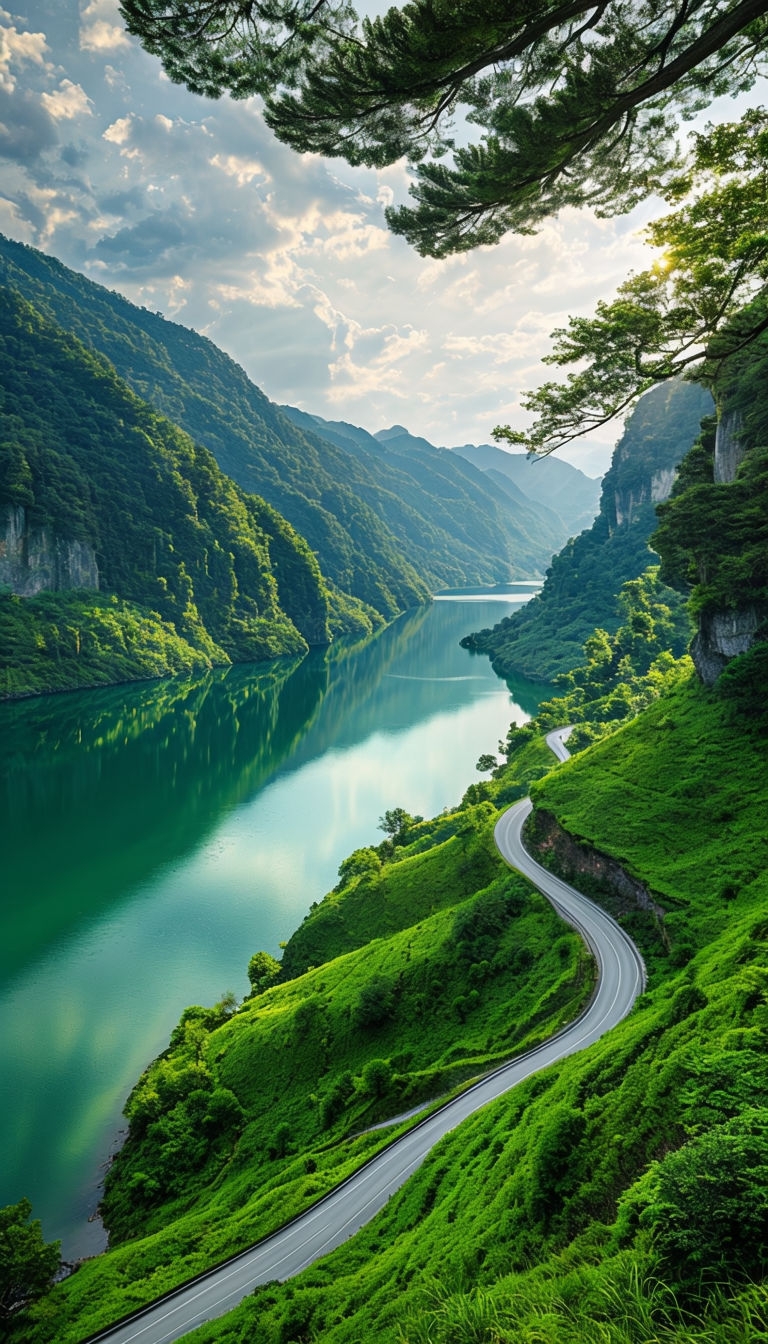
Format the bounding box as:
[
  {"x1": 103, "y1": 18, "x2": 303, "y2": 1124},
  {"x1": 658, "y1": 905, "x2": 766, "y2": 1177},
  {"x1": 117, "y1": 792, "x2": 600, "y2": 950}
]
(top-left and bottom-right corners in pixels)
[
  {"x1": 632, "y1": 1108, "x2": 768, "y2": 1286},
  {"x1": 353, "y1": 976, "x2": 396, "y2": 1030}
]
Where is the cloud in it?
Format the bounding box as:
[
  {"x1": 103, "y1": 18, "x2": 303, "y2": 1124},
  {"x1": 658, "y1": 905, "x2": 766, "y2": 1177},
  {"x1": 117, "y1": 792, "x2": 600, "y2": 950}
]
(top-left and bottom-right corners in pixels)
[
  {"x1": 0, "y1": 87, "x2": 57, "y2": 161},
  {"x1": 95, "y1": 212, "x2": 185, "y2": 267},
  {"x1": 80, "y1": 0, "x2": 130, "y2": 53},
  {"x1": 41, "y1": 78, "x2": 92, "y2": 120},
  {"x1": 0, "y1": 19, "x2": 48, "y2": 93}
]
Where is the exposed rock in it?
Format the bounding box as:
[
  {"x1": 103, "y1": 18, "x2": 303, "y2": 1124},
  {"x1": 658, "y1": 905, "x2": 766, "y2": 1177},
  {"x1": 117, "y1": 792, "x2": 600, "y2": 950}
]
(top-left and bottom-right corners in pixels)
[
  {"x1": 691, "y1": 606, "x2": 765, "y2": 686},
  {"x1": 651, "y1": 467, "x2": 677, "y2": 503},
  {"x1": 714, "y1": 409, "x2": 746, "y2": 484},
  {"x1": 525, "y1": 808, "x2": 668, "y2": 933},
  {"x1": 0, "y1": 504, "x2": 99, "y2": 596}
]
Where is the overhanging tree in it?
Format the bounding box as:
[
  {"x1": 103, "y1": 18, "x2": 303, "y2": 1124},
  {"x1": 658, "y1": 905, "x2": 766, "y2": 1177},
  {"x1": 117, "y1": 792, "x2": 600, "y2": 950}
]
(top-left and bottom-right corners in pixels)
[
  {"x1": 120, "y1": 0, "x2": 768, "y2": 256},
  {"x1": 493, "y1": 108, "x2": 768, "y2": 452}
]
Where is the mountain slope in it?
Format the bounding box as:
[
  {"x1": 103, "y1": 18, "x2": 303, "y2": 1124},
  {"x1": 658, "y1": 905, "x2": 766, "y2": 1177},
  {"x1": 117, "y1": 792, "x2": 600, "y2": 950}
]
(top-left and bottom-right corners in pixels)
[
  {"x1": 284, "y1": 408, "x2": 567, "y2": 579},
  {"x1": 0, "y1": 235, "x2": 429, "y2": 622},
  {"x1": 0, "y1": 288, "x2": 331, "y2": 696},
  {"x1": 0, "y1": 235, "x2": 564, "y2": 608},
  {"x1": 461, "y1": 380, "x2": 713, "y2": 681},
  {"x1": 443, "y1": 436, "x2": 602, "y2": 536}
]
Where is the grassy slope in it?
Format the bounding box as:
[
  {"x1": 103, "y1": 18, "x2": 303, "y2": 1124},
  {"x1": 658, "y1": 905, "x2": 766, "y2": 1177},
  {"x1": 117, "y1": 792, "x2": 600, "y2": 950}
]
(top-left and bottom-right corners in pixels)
[
  {"x1": 155, "y1": 673, "x2": 767, "y2": 1344},
  {"x1": 28, "y1": 800, "x2": 590, "y2": 1343}
]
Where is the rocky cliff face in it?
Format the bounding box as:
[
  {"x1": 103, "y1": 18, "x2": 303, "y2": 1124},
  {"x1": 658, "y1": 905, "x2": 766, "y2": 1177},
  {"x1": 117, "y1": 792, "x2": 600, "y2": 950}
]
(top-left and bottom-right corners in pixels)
[
  {"x1": 526, "y1": 808, "x2": 669, "y2": 945},
  {"x1": 604, "y1": 381, "x2": 713, "y2": 533},
  {"x1": 691, "y1": 606, "x2": 765, "y2": 686},
  {"x1": 713, "y1": 409, "x2": 747, "y2": 484},
  {"x1": 0, "y1": 505, "x2": 99, "y2": 596}
]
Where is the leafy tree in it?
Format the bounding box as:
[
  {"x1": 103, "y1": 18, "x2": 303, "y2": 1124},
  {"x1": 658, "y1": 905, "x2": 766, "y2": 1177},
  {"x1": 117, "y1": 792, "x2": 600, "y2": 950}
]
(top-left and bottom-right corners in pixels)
[
  {"x1": 378, "y1": 807, "x2": 413, "y2": 839},
  {"x1": 359, "y1": 1057, "x2": 394, "y2": 1098},
  {"x1": 121, "y1": 1, "x2": 768, "y2": 256},
  {"x1": 0, "y1": 1199, "x2": 61, "y2": 1322},
  {"x1": 247, "y1": 951, "x2": 282, "y2": 994},
  {"x1": 475, "y1": 753, "x2": 498, "y2": 773},
  {"x1": 494, "y1": 109, "x2": 768, "y2": 453},
  {"x1": 336, "y1": 846, "x2": 382, "y2": 889},
  {"x1": 353, "y1": 975, "x2": 396, "y2": 1030}
]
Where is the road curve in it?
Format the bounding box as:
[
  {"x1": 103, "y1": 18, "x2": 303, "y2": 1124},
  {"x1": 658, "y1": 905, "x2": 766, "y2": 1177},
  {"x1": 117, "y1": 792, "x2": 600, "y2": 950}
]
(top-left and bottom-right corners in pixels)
[{"x1": 85, "y1": 734, "x2": 645, "y2": 1344}]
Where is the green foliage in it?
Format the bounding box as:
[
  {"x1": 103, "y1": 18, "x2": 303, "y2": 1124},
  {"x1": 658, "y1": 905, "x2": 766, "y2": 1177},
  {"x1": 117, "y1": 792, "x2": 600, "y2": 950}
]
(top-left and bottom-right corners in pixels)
[
  {"x1": 716, "y1": 639, "x2": 768, "y2": 723},
  {"x1": 532, "y1": 570, "x2": 694, "y2": 748},
  {"x1": 378, "y1": 807, "x2": 414, "y2": 839},
  {"x1": 0, "y1": 288, "x2": 329, "y2": 696},
  {"x1": 494, "y1": 110, "x2": 768, "y2": 453},
  {"x1": 123, "y1": 2, "x2": 768, "y2": 257},
  {"x1": 463, "y1": 380, "x2": 708, "y2": 682},
  {"x1": 0, "y1": 1199, "x2": 60, "y2": 1322},
  {"x1": 247, "y1": 952, "x2": 282, "y2": 995},
  {"x1": 0, "y1": 591, "x2": 210, "y2": 698},
  {"x1": 353, "y1": 976, "x2": 396, "y2": 1031},
  {"x1": 630, "y1": 1109, "x2": 768, "y2": 1286},
  {"x1": 653, "y1": 336, "x2": 768, "y2": 630}
]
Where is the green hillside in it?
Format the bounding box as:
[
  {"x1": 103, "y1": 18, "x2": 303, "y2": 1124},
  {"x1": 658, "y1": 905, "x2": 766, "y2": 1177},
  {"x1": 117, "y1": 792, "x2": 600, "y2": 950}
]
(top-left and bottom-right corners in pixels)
[
  {"x1": 449, "y1": 436, "x2": 602, "y2": 535},
  {"x1": 461, "y1": 380, "x2": 712, "y2": 681},
  {"x1": 22, "y1": 796, "x2": 591, "y2": 1342},
  {"x1": 0, "y1": 235, "x2": 561, "y2": 609},
  {"x1": 0, "y1": 288, "x2": 344, "y2": 697},
  {"x1": 284, "y1": 408, "x2": 572, "y2": 577}
]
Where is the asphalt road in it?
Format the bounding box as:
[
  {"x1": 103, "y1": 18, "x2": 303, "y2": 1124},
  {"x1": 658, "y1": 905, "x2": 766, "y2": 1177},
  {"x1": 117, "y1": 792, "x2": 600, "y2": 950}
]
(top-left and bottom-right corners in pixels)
[{"x1": 85, "y1": 733, "x2": 645, "y2": 1344}]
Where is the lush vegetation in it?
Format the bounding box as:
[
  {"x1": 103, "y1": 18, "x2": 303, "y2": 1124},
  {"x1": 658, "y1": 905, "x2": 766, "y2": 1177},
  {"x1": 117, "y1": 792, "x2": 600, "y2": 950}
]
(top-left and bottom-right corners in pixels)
[
  {"x1": 0, "y1": 287, "x2": 372, "y2": 697},
  {"x1": 654, "y1": 331, "x2": 768, "y2": 632},
  {"x1": 0, "y1": 1200, "x2": 60, "y2": 1325},
  {"x1": 20, "y1": 798, "x2": 591, "y2": 1341},
  {"x1": 462, "y1": 380, "x2": 709, "y2": 680},
  {"x1": 0, "y1": 235, "x2": 563, "y2": 612},
  {"x1": 18, "y1": 661, "x2": 761, "y2": 1344},
  {"x1": 0, "y1": 591, "x2": 210, "y2": 698}
]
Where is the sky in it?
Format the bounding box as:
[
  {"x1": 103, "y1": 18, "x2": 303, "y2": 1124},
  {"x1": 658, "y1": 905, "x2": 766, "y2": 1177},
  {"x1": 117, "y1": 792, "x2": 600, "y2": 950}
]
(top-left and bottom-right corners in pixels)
[{"x1": 0, "y1": 2, "x2": 756, "y2": 475}]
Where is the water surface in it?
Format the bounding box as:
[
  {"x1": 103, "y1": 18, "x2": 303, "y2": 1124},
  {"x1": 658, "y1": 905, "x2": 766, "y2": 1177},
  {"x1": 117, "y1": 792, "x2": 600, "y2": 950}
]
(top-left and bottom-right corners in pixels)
[{"x1": 0, "y1": 591, "x2": 545, "y2": 1258}]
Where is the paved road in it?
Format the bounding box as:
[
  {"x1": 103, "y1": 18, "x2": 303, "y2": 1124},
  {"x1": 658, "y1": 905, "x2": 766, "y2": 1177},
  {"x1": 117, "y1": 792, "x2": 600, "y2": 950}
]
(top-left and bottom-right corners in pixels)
[{"x1": 85, "y1": 735, "x2": 645, "y2": 1344}]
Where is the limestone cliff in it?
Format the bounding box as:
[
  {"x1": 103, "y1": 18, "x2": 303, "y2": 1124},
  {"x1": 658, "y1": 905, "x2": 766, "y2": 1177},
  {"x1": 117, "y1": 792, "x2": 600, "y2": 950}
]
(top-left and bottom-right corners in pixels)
[{"x1": 0, "y1": 505, "x2": 99, "y2": 596}]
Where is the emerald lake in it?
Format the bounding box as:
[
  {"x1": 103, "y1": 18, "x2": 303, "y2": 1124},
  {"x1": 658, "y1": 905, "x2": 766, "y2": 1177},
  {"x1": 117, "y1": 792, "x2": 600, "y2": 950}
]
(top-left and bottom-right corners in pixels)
[{"x1": 0, "y1": 590, "x2": 545, "y2": 1260}]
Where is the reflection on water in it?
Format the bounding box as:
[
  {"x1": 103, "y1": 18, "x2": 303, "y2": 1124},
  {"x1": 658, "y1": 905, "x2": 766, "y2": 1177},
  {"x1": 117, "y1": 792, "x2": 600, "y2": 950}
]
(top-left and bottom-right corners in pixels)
[{"x1": 0, "y1": 594, "x2": 546, "y2": 1258}]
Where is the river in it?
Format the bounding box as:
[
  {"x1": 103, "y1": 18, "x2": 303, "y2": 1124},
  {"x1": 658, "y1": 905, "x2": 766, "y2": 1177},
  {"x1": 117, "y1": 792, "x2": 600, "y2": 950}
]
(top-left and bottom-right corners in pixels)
[{"x1": 0, "y1": 588, "x2": 546, "y2": 1260}]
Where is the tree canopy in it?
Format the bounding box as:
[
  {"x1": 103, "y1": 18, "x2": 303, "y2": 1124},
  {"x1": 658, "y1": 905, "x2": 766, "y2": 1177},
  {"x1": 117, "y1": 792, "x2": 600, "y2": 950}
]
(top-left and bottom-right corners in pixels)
[
  {"x1": 493, "y1": 108, "x2": 768, "y2": 452},
  {"x1": 120, "y1": 0, "x2": 768, "y2": 256},
  {"x1": 0, "y1": 1199, "x2": 60, "y2": 1322}
]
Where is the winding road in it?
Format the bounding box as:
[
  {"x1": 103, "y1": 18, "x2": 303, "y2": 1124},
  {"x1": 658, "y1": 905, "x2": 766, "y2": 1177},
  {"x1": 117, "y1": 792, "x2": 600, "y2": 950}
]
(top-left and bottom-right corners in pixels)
[{"x1": 85, "y1": 729, "x2": 645, "y2": 1344}]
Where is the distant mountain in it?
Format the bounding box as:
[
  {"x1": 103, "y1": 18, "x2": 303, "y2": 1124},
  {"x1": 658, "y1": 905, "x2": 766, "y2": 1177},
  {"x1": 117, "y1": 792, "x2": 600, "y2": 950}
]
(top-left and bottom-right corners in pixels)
[
  {"x1": 0, "y1": 235, "x2": 574, "y2": 619},
  {"x1": 447, "y1": 439, "x2": 602, "y2": 536},
  {"x1": 281, "y1": 408, "x2": 567, "y2": 582},
  {"x1": 0, "y1": 235, "x2": 428, "y2": 624},
  {"x1": 460, "y1": 379, "x2": 713, "y2": 681},
  {"x1": 0, "y1": 289, "x2": 337, "y2": 697}
]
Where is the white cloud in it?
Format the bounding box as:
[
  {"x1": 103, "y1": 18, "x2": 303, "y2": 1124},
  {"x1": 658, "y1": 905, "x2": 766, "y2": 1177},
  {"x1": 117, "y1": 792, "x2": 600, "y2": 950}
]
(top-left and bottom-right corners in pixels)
[
  {"x1": 80, "y1": 0, "x2": 129, "y2": 52},
  {"x1": 0, "y1": 19, "x2": 48, "y2": 92},
  {"x1": 210, "y1": 152, "x2": 270, "y2": 187},
  {"x1": 102, "y1": 114, "x2": 132, "y2": 145},
  {"x1": 41, "y1": 78, "x2": 92, "y2": 120}
]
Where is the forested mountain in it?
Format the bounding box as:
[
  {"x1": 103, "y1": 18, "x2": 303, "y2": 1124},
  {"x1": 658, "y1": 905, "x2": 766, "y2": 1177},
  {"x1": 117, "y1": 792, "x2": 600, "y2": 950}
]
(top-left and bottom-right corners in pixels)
[
  {"x1": 0, "y1": 288, "x2": 339, "y2": 696},
  {"x1": 461, "y1": 379, "x2": 713, "y2": 681},
  {"x1": 0, "y1": 236, "x2": 564, "y2": 613},
  {"x1": 283, "y1": 408, "x2": 578, "y2": 577},
  {"x1": 447, "y1": 437, "x2": 601, "y2": 536}
]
